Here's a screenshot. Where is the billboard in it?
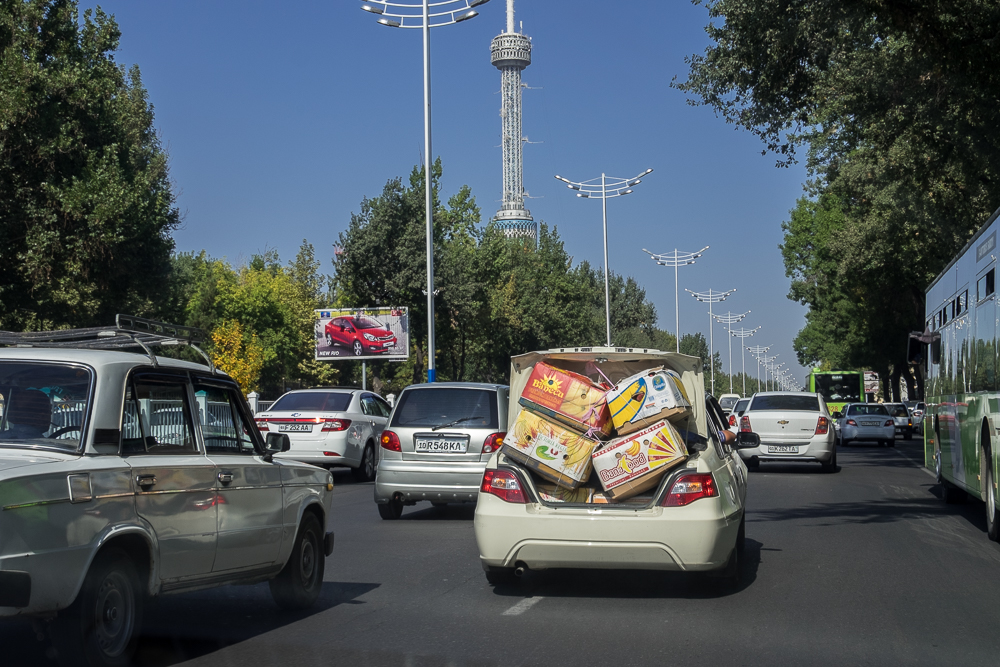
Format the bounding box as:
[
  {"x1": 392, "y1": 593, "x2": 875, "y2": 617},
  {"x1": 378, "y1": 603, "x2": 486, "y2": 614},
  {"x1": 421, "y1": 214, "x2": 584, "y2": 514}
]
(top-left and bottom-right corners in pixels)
[{"x1": 314, "y1": 308, "x2": 409, "y2": 361}]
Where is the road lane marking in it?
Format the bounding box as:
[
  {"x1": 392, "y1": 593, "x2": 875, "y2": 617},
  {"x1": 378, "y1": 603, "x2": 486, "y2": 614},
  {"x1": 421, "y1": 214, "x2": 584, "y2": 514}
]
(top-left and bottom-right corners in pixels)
[{"x1": 503, "y1": 596, "x2": 543, "y2": 616}]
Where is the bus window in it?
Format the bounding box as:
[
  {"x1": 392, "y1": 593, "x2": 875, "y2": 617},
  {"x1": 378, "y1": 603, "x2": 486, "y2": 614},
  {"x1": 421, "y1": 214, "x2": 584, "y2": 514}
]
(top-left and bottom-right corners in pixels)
[{"x1": 977, "y1": 269, "x2": 995, "y2": 302}]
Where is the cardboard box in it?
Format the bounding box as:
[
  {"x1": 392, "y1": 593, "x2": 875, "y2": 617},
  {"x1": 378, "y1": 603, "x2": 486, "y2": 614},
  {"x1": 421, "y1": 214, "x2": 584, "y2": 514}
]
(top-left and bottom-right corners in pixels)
[
  {"x1": 518, "y1": 361, "x2": 613, "y2": 438},
  {"x1": 591, "y1": 420, "x2": 688, "y2": 501},
  {"x1": 606, "y1": 367, "x2": 692, "y2": 435},
  {"x1": 502, "y1": 410, "x2": 600, "y2": 489}
]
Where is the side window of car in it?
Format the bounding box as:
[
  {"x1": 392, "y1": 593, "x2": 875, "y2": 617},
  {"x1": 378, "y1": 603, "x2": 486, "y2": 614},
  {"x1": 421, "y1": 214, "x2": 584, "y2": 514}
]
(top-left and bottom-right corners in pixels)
[
  {"x1": 193, "y1": 383, "x2": 257, "y2": 455},
  {"x1": 360, "y1": 395, "x2": 377, "y2": 416},
  {"x1": 705, "y1": 396, "x2": 732, "y2": 457},
  {"x1": 123, "y1": 377, "x2": 197, "y2": 454},
  {"x1": 374, "y1": 396, "x2": 392, "y2": 418}
]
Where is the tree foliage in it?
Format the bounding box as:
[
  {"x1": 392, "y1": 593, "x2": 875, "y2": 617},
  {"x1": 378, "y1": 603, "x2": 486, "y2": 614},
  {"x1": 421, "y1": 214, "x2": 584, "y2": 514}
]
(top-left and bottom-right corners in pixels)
[
  {"x1": 210, "y1": 320, "x2": 264, "y2": 393},
  {"x1": 0, "y1": 0, "x2": 179, "y2": 329}
]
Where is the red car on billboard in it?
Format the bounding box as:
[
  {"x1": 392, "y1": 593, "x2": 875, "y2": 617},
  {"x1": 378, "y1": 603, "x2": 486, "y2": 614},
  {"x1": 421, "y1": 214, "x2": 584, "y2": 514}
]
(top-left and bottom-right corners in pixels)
[{"x1": 324, "y1": 315, "x2": 397, "y2": 356}]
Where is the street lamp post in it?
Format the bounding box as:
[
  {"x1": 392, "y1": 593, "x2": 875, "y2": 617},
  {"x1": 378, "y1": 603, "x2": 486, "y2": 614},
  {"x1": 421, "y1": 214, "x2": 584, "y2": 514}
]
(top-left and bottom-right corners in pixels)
[
  {"x1": 747, "y1": 346, "x2": 769, "y2": 394},
  {"x1": 642, "y1": 246, "x2": 709, "y2": 353},
  {"x1": 359, "y1": 0, "x2": 490, "y2": 382},
  {"x1": 555, "y1": 169, "x2": 654, "y2": 346},
  {"x1": 730, "y1": 326, "x2": 760, "y2": 396},
  {"x1": 713, "y1": 310, "x2": 749, "y2": 394},
  {"x1": 686, "y1": 288, "x2": 736, "y2": 395}
]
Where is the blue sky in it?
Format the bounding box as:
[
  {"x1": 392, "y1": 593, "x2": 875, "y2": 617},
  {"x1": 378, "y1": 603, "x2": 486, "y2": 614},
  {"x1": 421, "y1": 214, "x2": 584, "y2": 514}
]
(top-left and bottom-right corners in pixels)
[{"x1": 81, "y1": 0, "x2": 811, "y2": 387}]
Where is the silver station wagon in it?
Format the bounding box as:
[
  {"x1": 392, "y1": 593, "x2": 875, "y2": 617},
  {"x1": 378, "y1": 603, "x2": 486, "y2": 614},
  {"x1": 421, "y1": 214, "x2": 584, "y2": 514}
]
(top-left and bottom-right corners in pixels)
[{"x1": 0, "y1": 317, "x2": 334, "y2": 667}]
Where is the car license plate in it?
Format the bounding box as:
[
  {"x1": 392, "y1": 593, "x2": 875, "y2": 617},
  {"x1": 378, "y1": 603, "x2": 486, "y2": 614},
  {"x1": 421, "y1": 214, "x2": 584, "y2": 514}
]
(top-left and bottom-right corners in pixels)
[
  {"x1": 769, "y1": 445, "x2": 798, "y2": 454},
  {"x1": 861, "y1": 421, "x2": 879, "y2": 427},
  {"x1": 279, "y1": 424, "x2": 313, "y2": 432},
  {"x1": 415, "y1": 438, "x2": 468, "y2": 453},
  {"x1": 384, "y1": 342, "x2": 395, "y2": 348}
]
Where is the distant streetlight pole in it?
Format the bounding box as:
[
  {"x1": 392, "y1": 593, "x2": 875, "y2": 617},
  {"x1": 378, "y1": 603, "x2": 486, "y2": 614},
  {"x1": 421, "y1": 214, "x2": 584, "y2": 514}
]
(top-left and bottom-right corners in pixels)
[
  {"x1": 359, "y1": 0, "x2": 490, "y2": 381},
  {"x1": 713, "y1": 310, "x2": 750, "y2": 394},
  {"x1": 642, "y1": 246, "x2": 709, "y2": 353},
  {"x1": 555, "y1": 168, "x2": 654, "y2": 346},
  {"x1": 731, "y1": 327, "x2": 760, "y2": 396},
  {"x1": 748, "y1": 346, "x2": 769, "y2": 394},
  {"x1": 686, "y1": 288, "x2": 736, "y2": 395}
]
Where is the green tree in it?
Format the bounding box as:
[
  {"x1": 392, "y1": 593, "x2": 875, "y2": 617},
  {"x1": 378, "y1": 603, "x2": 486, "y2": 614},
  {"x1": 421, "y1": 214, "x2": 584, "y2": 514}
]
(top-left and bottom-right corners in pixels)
[{"x1": 0, "y1": 0, "x2": 179, "y2": 330}]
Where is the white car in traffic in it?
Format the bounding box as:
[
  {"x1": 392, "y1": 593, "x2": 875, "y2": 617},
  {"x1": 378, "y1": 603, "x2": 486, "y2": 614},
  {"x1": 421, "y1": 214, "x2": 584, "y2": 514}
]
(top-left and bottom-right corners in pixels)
[{"x1": 737, "y1": 391, "x2": 837, "y2": 472}]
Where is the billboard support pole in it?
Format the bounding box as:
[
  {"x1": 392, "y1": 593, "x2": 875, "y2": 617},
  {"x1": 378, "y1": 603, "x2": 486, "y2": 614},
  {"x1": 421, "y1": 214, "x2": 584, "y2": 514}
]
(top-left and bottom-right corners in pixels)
[{"x1": 362, "y1": 361, "x2": 367, "y2": 391}]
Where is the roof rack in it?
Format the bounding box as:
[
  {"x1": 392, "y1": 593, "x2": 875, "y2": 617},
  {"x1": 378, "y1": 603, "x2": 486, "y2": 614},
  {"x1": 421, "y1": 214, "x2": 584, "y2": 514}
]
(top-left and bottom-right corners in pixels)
[{"x1": 0, "y1": 314, "x2": 214, "y2": 372}]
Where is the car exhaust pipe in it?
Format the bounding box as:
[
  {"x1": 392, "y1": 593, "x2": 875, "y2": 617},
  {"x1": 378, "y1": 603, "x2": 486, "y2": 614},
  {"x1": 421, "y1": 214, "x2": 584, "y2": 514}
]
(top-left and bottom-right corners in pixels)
[{"x1": 514, "y1": 562, "x2": 528, "y2": 578}]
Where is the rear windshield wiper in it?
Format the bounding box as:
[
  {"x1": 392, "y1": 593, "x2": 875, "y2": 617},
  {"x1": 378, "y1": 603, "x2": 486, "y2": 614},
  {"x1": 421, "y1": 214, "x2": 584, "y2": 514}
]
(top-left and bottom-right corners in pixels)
[{"x1": 431, "y1": 416, "x2": 480, "y2": 431}]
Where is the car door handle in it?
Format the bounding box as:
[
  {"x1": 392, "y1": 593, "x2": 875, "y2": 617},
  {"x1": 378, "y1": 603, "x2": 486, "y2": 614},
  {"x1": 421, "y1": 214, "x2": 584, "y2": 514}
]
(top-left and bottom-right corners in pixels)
[
  {"x1": 136, "y1": 474, "x2": 156, "y2": 489},
  {"x1": 218, "y1": 472, "x2": 234, "y2": 485}
]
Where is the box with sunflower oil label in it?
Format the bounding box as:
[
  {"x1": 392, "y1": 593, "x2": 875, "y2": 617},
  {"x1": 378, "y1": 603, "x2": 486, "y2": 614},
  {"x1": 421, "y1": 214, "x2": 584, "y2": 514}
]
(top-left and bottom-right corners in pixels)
[
  {"x1": 606, "y1": 367, "x2": 692, "y2": 436},
  {"x1": 501, "y1": 410, "x2": 601, "y2": 489},
  {"x1": 518, "y1": 361, "x2": 613, "y2": 438},
  {"x1": 591, "y1": 419, "x2": 688, "y2": 501}
]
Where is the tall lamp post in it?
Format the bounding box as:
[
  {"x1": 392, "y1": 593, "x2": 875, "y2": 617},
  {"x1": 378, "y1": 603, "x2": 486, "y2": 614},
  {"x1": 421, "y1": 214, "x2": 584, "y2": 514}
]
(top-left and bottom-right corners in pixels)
[
  {"x1": 359, "y1": 0, "x2": 490, "y2": 382},
  {"x1": 686, "y1": 288, "x2": 736, "y2": 395},
  {"x1": 747, "y1": 345, "x2": 769, "y2": 394},
  {"x1": 555, "y1": 169, "x2": 654, "y2": 346},
  {"x1": 642, "y1": 246, "x2": 709, "y2": 353},
  {"x1": 713, "y1": 310, "x2": 750, "y2": 394},
  {"x1": 730, "y1": 326, "x2": 760, "y2": 396},
  {"x1": 770, "y1": 361, "x2": 786, "y2": 392}
]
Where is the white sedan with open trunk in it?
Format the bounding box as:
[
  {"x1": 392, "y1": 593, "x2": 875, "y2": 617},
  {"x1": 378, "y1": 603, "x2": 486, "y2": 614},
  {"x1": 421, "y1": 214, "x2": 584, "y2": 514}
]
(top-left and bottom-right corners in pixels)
[{"x1": 737, "y1": 392, "x2": 837, "y2": 472}]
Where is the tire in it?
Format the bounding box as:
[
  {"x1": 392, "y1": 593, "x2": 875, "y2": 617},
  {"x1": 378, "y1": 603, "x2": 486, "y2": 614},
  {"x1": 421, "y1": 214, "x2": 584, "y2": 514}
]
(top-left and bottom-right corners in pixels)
[
  {"x1": 735, "y1": 513, "x2": 746, "y2": 555},
  {"x1": 888, "y1": 438, "x2": 896, "y2": 448},
  {"x1": 985, "y1": 450, "x2": 999, "y2": 542},
  {"x1": 325, "y1": 333, "x2": 333, "y2": 347},
  {"x1": 484, "y1": 566, "x2": 517, "y2": 586},
  {"x1": 842, "y1": 438, "x2": 851, "y2": 447},
  {"x1": 353, "y1": 340, "x2": 363, "y2": 356},
  {"x1": 377, "y1": 496, "x2": 403, "y2": 520},
  {"x1": 269, "y1": 513, "x2": 324, "y2": 610},
  {"x1": 745, "y1": 456, "x2": 760, "y2": 471},
  {"x1": 821, "y1": 447, "x2": 838, "y2": 473},
  {"x1": 352, "y1": 443, "x2": 376, "y2": 482},
  {"x1": 52, "y1": 549, "x2": 142, "y2": 667},
  {"x1": 714, "y1": 548, "x2": 740, "y2": 590}
]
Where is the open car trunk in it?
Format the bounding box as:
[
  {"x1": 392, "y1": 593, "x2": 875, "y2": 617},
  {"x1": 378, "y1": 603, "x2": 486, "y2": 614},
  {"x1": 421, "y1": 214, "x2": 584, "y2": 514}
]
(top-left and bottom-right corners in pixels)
[{"x1": 502, "y1": 348, "x2": 710, "y2": 508}]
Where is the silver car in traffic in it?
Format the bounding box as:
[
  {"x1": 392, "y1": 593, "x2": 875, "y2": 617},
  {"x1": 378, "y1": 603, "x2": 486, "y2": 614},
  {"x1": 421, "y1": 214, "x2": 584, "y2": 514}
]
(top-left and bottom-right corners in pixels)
[
  {"x1": 836, "y1": 403, "x2": 896, "y2": 447},
  {"x1": 374, "y1": 382, "x2": 509, "y2": 519}
]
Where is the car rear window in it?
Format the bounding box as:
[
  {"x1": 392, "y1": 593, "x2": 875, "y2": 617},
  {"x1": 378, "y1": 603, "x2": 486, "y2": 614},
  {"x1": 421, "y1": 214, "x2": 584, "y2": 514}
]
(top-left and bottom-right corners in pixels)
[
  {"x1": 719, "y1": 396, "x2": 739, "y2": 410},
  {"x1": 891, "y1": 407, "x2": 909, "y2": 417},
  {"x1": 748, "y1": 395, "x2": 821, "y2": 412},
  {"x1": 0, "y1": 361, "x2": 93, "y2": 453},
  {"x1": 391, "y1": 388, "x2": 498, "y2": 430},
  {"x1": 270, "y1": 391, "x2": 353, "y2": 412},
  {"x1": 734, "y1": 398, "x2": 750, "y2": 414},
  {"x1": 846, "y1": 404, "x2": 889, "y2": 416}
]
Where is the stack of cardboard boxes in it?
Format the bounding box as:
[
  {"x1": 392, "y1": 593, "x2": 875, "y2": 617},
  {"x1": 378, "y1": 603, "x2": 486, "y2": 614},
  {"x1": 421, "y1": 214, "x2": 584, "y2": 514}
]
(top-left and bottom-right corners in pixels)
[{"x1": 501, "y1": 361, "x2": 695, "y2": 503}]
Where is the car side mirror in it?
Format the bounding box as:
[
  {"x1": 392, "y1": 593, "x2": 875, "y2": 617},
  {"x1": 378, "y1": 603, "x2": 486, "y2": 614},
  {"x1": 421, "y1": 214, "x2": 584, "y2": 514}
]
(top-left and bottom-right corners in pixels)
[
  {"x1": 735, "y1": 431, "x2": 760, "y2": 449},
  {"x1": 265, "y1": 432, "x2": 290, "y2": 454}
]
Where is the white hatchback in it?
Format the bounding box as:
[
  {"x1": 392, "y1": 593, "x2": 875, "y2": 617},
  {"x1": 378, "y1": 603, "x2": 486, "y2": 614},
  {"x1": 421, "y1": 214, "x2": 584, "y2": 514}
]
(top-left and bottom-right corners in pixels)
[
  {"x1": 736, "y1": 391, "x2": 837, "y2": 472},
  {"x1": 473, "y1": 348, "x2": 758, "y2": 587}
]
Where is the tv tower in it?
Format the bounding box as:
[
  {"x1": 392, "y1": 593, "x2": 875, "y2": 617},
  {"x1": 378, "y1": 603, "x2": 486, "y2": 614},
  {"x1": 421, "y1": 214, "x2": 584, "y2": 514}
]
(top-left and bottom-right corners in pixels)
[{"x1": 491, "y1": 0, "x2": 535, "y2": 239}]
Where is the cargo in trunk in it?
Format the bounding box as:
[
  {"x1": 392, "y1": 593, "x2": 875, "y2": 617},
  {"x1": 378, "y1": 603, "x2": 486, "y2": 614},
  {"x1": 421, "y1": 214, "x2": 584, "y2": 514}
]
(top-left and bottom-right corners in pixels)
[
  {"x1": 502, "y1": 410, "x2": 600, "y2": 489},
  {"x1": 592, "y1": 419, "x2": 688, "y2": 501},
  {"x1": 606, "y1": 368, "x2": 692, "y2": 436},
  {"x1": 518, "y1": 361, "x2": 613, "y2": 438}
]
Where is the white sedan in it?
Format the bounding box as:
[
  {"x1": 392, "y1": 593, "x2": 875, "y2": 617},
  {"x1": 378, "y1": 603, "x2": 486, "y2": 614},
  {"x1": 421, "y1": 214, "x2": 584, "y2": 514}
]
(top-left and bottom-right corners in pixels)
[{"x1": 737, "y1": 391, "x2": 837, "y2": 473}]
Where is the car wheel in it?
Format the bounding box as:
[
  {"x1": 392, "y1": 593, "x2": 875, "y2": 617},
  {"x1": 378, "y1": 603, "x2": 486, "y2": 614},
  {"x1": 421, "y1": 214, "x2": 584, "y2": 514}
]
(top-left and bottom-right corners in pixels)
[
  {"x1": 353, "y1": 340, "x2": 363, "y2": 356},
  {"x1": 52, "y1": 548, "x2": 142, "y2": 667},
  {"x1": 985, "y1": 449, "x2": 999, "y2": 542},
  {"x1": 745, "y1": 456, "x2": 760, "y2": 471},
  {"x1": 378, "y1": 496, "x2": 403, "y2": 520},
  {"x1": 352, "y1": 443, "x2": 376, "y2": 483},
  {"x1": 325, "y1": 333, "x2": 333, "y2": 347},
  {"x1": 484, "y1": 565, "x2": 517, "y2": 586},
  {"x1": 735, "y1": 513, "x2": 746, "y2": 555},
  {"x1": 821, "y1": 447, "x2": 837, "y2": 473},
  {"x1": 713, "y1": 547, "x2": 740, "y2": 590},
  {"x1": 269, "y1": 513, "x2": 324, "y2": 610}
]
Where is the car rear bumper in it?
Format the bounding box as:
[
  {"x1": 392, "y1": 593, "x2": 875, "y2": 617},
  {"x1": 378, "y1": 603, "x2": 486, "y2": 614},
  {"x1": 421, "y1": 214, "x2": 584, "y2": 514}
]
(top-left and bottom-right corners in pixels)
[
  {"x1": 374, "y1": 459, "x2": 487, "y2": 504},
  {"x1": 841, "y1": 425, "x2": 896, "y2": 442},
  {"x1": 473, "y1": 492, "x2": 739, "y2": 572},
  {"x1": 738, "y1": 436, "x2": 834, "y2": 462}
]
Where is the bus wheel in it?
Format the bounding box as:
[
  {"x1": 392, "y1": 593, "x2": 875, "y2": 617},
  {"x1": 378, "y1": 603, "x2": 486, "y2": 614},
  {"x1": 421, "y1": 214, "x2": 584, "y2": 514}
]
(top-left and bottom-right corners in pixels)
[{"x1": 985, "y1": 450, "x2": 999, "y2": 542}]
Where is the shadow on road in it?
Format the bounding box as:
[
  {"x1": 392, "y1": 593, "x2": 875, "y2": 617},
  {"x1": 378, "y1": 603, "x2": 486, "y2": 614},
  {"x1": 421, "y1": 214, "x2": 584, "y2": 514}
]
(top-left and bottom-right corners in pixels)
[
  {"x1": 487, "y1": 538, "x2": 763, "y2": 600},
  {"x1": 5, "y1": 580, "x2": 378, "y2": 667}
]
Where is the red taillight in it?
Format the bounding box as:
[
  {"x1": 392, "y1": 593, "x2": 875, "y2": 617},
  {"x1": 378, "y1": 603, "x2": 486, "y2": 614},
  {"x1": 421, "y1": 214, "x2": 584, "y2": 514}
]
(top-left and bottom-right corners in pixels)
[
  {"x1": 662, "y1": 473, "x2": 718, "y2": 507},
  {"x1": 482, "y1": 432, "x2": 506, "y2": 454},
  {"x1": 321, "y1": 418, "x2": 351, "y2": 432},
  {"x1": 380, "y1": 430, "x2": 401, "y2": 452},
  {"x1": 255, "y1": 418, "x2": 269, "y2": 432},
  {"x1": 323, "y1": 451, "x2": 341, "y2": 457},
  {"x1": 846, "y1": 419, "x2": 857, "y2": 426},
  {"x1": 740, "y1": 416, "x2": 751, "y2": 433},
  {"x1": 815, "y1": 416, "x2": 829, "y2": 435},
  {"x1": 729, "y1": 414, "x2": 737, "y2": 427},
  {"x1": 884, "y1": 420, "x2": 893, "y2": 427},
  {"x1": 480, "y1": 469, "x2": 526, "y2": 504}
]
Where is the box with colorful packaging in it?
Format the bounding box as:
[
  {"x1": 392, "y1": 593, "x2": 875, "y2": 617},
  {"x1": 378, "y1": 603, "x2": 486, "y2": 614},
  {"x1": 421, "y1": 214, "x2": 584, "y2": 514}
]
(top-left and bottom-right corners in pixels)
[
  {"x1": 501, "y1": 410, "x2": 601, "y2": 489},
  {"x1": 518, "y1": 361, "x2": 613, "y2": 438},
  {"x1": 591, "y1": 419, "x2": 689, "y2": 501},
  {"x1": 606, "y1": 367, "x2": 692, "y2": 436}
]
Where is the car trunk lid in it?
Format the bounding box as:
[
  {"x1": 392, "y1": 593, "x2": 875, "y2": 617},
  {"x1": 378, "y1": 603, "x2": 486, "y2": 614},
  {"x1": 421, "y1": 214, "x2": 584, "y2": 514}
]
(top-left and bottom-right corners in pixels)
[{"x1": 746, "y1": 410, "x2": 820, "y2": 441}]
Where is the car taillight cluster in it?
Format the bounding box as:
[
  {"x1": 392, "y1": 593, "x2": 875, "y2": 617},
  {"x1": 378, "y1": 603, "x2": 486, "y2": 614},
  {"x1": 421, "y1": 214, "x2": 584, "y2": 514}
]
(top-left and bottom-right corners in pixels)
[
  {"x1": 662, "y1": 473, "x2": 717, "y2": 507},
  {"x1": 481, "y1": 469, "x2": 527, "y2": 503},
  {"x1": 815, "y1": 416, "x2": 829, "y2": 435},
  {"x1": 255, "y1": 419, "x2": 269, "y2": 432},
  {"x1": 846, "y1": 419, "x2": 857, "y2": 426},
  {"x1": 482, "y1": 432, "x2": 506, "y2": 454},
  {"x1": 740, "y1": 416, "x2": 752, "y2": 433},
  {"x1": 321, "y1": 418, "x2": 351, "y2": 432},
  {"x1": 380, "y1": 430, "x2": 401, "y2": 452},
  {"x1": 729, "y1": 414, "x2": 737, "y2": 427},
  {"x1": 884, "y1": 420, "x2": 894, "y2": 427}
]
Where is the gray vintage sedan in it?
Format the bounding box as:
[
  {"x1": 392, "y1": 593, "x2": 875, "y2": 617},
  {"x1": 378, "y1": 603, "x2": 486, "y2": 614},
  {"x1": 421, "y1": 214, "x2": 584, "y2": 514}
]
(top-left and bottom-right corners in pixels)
[{"x1": 0, "y1": 319, "x2": 335, "y2": 667}]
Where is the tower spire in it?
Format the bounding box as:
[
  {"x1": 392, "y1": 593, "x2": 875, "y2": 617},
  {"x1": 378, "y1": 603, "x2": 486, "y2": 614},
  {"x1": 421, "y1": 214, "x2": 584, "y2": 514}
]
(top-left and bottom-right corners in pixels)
[{"x1": 491, "y1": 0, "x2": 534, "y2": 239}]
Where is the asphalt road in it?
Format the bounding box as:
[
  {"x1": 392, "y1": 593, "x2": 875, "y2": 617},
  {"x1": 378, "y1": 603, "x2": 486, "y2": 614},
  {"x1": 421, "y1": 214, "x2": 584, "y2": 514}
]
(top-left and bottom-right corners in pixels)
[{"x1": 7, "y1": 437, "x2": 1000, "y2": 666}]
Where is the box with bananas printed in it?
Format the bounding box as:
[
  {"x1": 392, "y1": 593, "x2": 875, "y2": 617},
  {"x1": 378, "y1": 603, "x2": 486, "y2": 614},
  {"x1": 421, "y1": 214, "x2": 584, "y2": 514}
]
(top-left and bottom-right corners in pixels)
[
  {"x1": 591, "y1": 419, "x2": 689, "y2": 501},
  {"x1": 501, "y1": 410, "x2": 601, "y2": 489},
  {"x1": 518, "y1": 361, "x2": 613, "y2": 438},
  {"x1": 606, "y1": 368, "x2": 692, "y2": 436}
]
